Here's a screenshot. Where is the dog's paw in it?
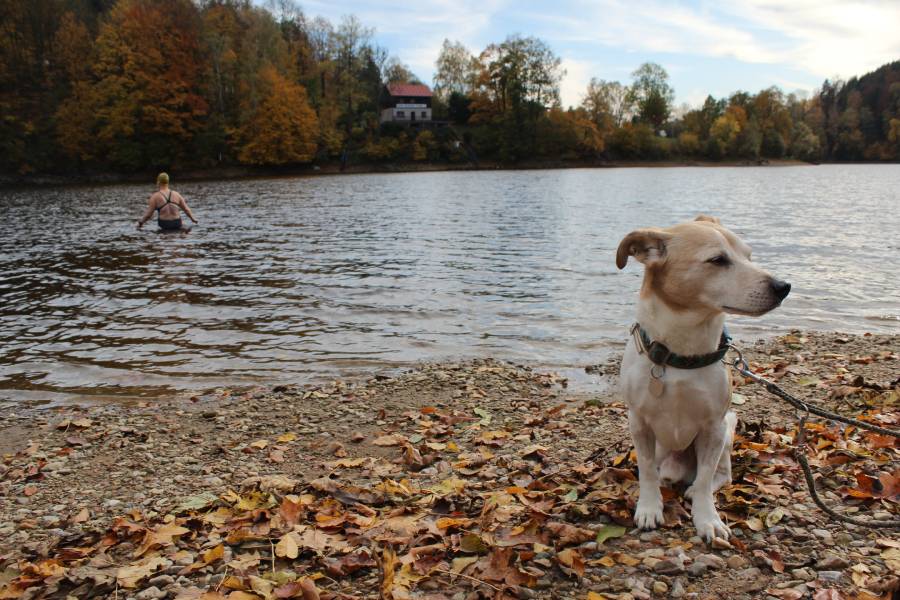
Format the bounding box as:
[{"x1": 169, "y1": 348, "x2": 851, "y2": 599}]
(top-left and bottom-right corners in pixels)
[
  {"x1": 693, "y1": 513, "x2": 731, "y2": 542},
  {"x1": 634, "y1": 499, "x2": 665, "y2": 530}
]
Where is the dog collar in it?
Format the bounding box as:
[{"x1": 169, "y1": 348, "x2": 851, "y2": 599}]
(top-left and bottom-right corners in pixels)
[{"x1": 632, "y1": 323, "x2": 731, "y2": 369}]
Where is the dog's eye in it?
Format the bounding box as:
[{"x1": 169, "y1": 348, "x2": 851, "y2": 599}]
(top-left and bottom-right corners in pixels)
[{"x1": 707, "y1": 255, "x2": 731, "y2": 267}]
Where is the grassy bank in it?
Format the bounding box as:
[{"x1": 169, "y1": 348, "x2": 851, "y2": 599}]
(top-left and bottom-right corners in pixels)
[{"x1": 0, "y1": 331, "x2": 897, "y2": 599}]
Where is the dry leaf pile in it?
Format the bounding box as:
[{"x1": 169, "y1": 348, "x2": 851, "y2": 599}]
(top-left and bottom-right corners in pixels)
[{"x1": 0, "y1": 333, "x2": 897, "y2": 600}]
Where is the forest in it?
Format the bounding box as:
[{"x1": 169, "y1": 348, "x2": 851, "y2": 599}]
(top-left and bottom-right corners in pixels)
[{"x1": 1, "y1": 0, "x2": 899, "y2": 177}]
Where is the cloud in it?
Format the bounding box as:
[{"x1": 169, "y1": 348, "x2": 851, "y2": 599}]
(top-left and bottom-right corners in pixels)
[
  {"x1": 726, "y1": 0, "x2": 900, "y2": 78},
  {"x1": 559, "y1": 58, "x2": 592, "y2": 109}
]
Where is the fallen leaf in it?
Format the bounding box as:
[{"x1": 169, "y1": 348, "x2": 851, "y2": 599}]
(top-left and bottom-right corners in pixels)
[
  {"x1": 134, "y1": 523, "x2": 191, "y2": 557},
  {"x1": 275, "y1": 533, "x2": 299, "y2": 559},
  {"x1": 596, "y1": 524, "x2": 627, "y2": 545},
  {"x1": 373, "y1": 434, "x2": 406, "y2": 446},
  {"x1": 117, "y1": 556, "x2": 168, "y2": 588}
]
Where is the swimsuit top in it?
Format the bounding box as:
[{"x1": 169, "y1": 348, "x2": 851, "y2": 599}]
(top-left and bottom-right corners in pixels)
[{"x1": 155, "y1": 192, "x2": 176, "y2": 214}]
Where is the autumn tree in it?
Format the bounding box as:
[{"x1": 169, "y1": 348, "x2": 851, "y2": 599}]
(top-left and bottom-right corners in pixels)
[
  {"x1": 87, "y1": 0, "x2": 208, "y2": 170},
  {"x1": 581, "y1": 79, "x2": 633, "y2": 132},
  {"x1": 470, "y1": 35, "x2": 564, "y2": 161},
  {"x1": 235, "y1": 66, "x2": 318, "y2": 165},
  {"x1": 630, "y1": 62, "x2": 674, "y2": 128},
  {"x1": 433, "y1": 39, "x2": 478, "y2": 99}
]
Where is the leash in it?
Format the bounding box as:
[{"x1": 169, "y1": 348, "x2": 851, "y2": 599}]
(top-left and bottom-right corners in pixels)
[{"x1": 727, "y1": 344, "x2": 900, "y2": 528}]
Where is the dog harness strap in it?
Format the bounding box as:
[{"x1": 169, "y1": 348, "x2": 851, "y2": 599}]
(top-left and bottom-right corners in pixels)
[{"x1": 634, "y1": 324, "x2": 730, "y2": 369}]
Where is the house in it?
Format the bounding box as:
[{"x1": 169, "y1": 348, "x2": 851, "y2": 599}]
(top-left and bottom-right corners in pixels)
[{"x1": 380, "y1": 83, "x2": 433, "y2": 125}]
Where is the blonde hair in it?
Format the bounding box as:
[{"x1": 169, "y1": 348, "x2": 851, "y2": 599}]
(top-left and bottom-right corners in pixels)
[{"x1": 156, "y1": 172, "x2": 170, "y2": 186}]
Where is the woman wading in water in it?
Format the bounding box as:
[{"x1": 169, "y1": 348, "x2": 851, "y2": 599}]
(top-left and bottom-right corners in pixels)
[{"x1": 137, "y1": 173, "x2": 199, "y2": 232}]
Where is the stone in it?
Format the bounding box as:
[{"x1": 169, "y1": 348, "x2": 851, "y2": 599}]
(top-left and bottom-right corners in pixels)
[
  {"x1": 815, "y1": 555, "x2": 849, "y2": 570},
  {"x1": 670, "y1": 579, "x2": 685, "y2": 598},
  {"x1": 817, "y1": 571, "x2": 842, "y2": 582},
  {"x1": 695, "y1": 554, "x2": 726, "y2": 570},
  {"x1": 148, "y1": 575, "x2": 175, "y2": 587},
  {"x1": 790, "y1": 567, "x2": 815, "y2": 581},
  {"x1": 653, "y1": 559, "x2": 685, "y2": 575},
  {"x1": 135, "y1": 586, "x2": 167, "y2": 600},
  {"x1": 652, "y1": 581, "x2": 668, "y2": 596},
  {"x1": 726, "y1": 555, "x2": 747, "y2": 569}
]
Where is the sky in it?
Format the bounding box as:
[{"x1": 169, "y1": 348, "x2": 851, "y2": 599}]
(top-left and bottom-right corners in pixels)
[{"x1": 288, "y1": 0, "x2": 900, "y2": 109}]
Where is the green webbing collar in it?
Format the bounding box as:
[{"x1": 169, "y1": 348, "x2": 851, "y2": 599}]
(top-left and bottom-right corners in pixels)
[{"x1": 633, "y1": 323, "x2": 731, "y2": 370}]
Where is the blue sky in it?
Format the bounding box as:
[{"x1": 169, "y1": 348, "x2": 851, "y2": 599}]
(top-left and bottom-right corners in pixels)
[{"x1": 289, "y1": 0, "x2": 900, "y2": 109}]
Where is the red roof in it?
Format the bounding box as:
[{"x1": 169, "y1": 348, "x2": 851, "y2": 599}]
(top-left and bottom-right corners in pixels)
[{"x1": 387, "y1": 83, "x2": 433, "y2": 98}]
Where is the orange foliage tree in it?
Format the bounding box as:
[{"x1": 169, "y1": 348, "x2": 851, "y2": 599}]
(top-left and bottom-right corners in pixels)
[
  {"x1": 235, "y1": 66, "x2": 319, "y2": 165},
  {"x1": 88, "y1": 0, "x2": 207, "y2": 170}
]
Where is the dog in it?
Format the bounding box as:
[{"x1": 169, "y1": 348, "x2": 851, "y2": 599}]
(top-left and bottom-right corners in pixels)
[{"x1": 616, "y1": 215, "x2": 790, "y2": 541}]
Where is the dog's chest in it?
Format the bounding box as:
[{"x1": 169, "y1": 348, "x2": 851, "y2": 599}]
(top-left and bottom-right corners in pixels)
[{"x1": 621, "y1": 341, "x2": 731, "y2": 450}]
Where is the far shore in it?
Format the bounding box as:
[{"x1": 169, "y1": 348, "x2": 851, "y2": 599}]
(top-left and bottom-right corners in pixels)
[{"x1": 0, "y1": 157, "x2": 826, "y2": 189}]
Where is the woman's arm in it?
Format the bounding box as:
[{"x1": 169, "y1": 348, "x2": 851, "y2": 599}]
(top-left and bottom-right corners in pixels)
[
  {"x1": 136, "y1": 195, "x2": 157, "y2": 229},
  {"x1": 178, "y1": 194, "x2": 198, "y2": 224}
]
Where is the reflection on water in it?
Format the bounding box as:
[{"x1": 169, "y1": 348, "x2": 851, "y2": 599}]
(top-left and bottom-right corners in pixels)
[{"x1": 1, "y1": 165, "x2": 898, "y2": 404}]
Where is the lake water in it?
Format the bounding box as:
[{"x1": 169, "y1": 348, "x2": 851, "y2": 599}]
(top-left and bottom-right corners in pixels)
[{"x1": 1, "y1": 165, "x2": 898, "y2": 406}]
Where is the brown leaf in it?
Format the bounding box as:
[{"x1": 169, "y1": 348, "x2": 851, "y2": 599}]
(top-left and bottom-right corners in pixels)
[
  {"x1": 134, "y1": 523, "x2": 190, "y2": 557},
  {"x1": 278, "y1": 497, "x2": 304, "y2": 527},
  {"x1": 545, "y1": 521, "x2": 594, "y2": 546},
  {"x1": 274, "y1": 578, "x2": 319, "y2": 599},
  {"x1": 117, "y1": 556, "x2": 168, "y2": 588},
  {"x1": 381, "y1": 546, "x2": 398, "y2": 599},
  {"x1": 556, "y1": 548, "x2": 585, "y2": 577},
  {"x1": 71, "y1": 508, "x2": 90, "y2": 523},
  {"x1": 323, "y1": 550, "x2": 377, "y2": 576},
  {"x1": 812, "y1": 590, "x2": 844, "y2": 600},
  {"x1": 373, "y1": 434, "x2": 407, "y2": 446}
]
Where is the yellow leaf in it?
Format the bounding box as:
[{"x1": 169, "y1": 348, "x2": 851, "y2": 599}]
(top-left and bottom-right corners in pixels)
[
  {"x1": 276, "y1": 433, "x2": 297, "y2": 443},
  {"x1": 430, "y1": 477, "x2": 466, "y2": 496},
  {"x1": 135, "y1": 523, "x2": 191, "y2": 557},
  {"x1": 765, "y1": 507, "x2": 784, "y2": 528},
  {"x1": 275, "y1": 533, "x2": 299, "y2": 559},
  {"x1": 249, "y1": 439, "x2": 268, "y2": 450},
  {"x1": 117, "y1": 556, "x2": 168, "y2": 588},
  {"x1": 744, "y1": 516, "x2": 764, "y2": 531},
  {"x1": 249, "y1": 576, "x2": 273, "y2": 599}
]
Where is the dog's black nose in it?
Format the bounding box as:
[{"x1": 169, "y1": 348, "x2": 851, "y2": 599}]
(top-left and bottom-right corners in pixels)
[{"x1": 771, "y1": 279, "x2": 791, "y2": 300}]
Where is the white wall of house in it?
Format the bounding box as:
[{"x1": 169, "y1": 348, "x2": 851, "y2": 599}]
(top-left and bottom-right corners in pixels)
[{"x1": 380, "y1": 106, "x2": 432, "y2": 123}]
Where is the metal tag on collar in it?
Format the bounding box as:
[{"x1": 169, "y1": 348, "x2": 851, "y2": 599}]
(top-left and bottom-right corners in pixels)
[{"x1": 649, "y1": 363, "x2": 665, "y2": 397}]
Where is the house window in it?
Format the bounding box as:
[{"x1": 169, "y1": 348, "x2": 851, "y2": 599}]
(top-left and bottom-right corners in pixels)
[
  {"x1": 421, "y1": 111, "x2": 427, "y2": 118},
  {"x1": 396, "y1": 110, "x2": 405, "y2": 118}
]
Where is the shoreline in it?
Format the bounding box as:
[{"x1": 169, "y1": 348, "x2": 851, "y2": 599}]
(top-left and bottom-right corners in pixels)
[
  {"x1": 0, "y1": 158, "x2": 821, "y2": 189},
  {"x1": 1, "y1": 330, "x2": 897, "y2": 599}
]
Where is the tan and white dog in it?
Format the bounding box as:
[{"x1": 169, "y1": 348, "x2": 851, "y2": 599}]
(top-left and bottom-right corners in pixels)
[{"x1": 616, "y1": 215, "x2": 790, "y2": 542}]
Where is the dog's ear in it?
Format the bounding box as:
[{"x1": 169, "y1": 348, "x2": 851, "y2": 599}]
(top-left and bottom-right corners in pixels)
[
  {"x1": 694, "y1": 214, "x2": 721, "y2": 225},
  {"x1": 616, "y1": 228, "x2": 672, "y2": 269}
]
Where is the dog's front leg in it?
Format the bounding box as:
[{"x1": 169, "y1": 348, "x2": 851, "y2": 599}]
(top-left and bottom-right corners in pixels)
[
  {"x1": 686, "y1": 421, "x2": 731, "y2": 542},
  {"x1": 629, "y1": 414, "x2": 664, "y2": 529}
]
